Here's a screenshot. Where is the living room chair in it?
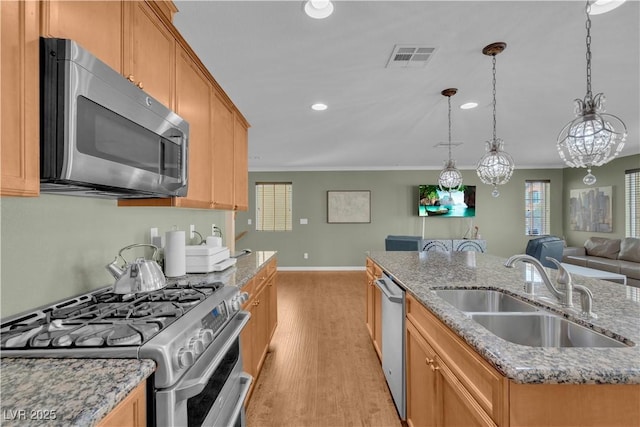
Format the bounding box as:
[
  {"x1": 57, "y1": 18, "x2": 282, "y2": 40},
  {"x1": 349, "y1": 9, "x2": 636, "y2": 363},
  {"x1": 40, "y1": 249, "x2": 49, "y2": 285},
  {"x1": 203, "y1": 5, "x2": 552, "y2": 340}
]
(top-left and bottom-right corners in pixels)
[{"x1": 525, "y1": 236, "x2": 565, "y2": 269}]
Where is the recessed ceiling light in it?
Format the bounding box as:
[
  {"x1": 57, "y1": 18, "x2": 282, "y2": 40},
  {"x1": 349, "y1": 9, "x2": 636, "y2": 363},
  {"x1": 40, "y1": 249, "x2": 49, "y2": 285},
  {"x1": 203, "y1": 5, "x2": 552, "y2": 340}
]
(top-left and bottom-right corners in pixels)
[
  {"x1": 589, "y1": 0, "x2": 626, "y2": 15},
  {"x1": 304, "y1": 0, "x2": 334, "y2": 19},
  {"x1": 311, "y1": 103, "x2": 328, "y2": 111},
  {"x1": 460, "y1": 102, "x2": 478, "y2": 110}
]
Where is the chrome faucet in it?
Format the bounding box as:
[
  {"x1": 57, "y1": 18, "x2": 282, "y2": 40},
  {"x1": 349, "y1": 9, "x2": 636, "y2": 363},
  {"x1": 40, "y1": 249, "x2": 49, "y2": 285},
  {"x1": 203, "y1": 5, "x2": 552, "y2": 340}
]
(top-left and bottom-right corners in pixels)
[{"x1": 504, "y1": 254, "x2": 596, "y2": 318}]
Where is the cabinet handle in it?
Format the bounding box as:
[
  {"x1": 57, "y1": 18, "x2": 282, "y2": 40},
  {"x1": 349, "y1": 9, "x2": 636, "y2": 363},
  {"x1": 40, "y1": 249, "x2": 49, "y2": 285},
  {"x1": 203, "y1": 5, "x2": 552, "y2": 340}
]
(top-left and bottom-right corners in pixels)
[
  {"x1": 430, "y1": 363, "x2": 440, "y2": 372},
  {"x1": 136, "y1": 81, "x2": 144, "y2": 89},
  {"x1": 126, "y1": 74, "x2": 135, "y2": 83},
  {"x1": 425, "y1": 357, "x2": 434, "y2": 365}
]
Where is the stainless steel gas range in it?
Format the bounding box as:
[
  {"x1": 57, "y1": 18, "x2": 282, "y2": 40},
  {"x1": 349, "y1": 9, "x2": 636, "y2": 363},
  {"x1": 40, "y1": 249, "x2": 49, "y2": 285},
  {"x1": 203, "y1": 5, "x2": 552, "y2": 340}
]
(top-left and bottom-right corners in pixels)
[{"x1": 0, "y1": 280, "x2": 251, "y2": 426}]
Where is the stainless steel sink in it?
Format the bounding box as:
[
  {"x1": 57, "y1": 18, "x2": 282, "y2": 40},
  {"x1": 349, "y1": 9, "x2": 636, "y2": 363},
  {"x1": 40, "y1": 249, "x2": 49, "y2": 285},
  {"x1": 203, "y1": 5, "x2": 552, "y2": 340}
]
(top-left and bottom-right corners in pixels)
[
  {"x1": 434, "y1": 289, "x2": 539, "y2": 312},
  {"x1": 470, "y1": 313, "x2": 631, "y2": 348}
]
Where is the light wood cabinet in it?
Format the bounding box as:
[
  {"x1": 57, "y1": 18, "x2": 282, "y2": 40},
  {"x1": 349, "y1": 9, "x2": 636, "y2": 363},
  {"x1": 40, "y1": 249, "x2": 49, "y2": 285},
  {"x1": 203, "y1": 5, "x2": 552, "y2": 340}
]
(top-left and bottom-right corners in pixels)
[
  {"x1": 406, "y1": 321, "x2": 438, "y2": 427},
  {"x1": 1, "y1": 0, "x2": 40, "y2": 197},
  {"x1": 406, "y1": 294, "x2": 504, "y2": 427},
  {"x1": 211, "y1": 90, "x2": 235, "y2": 210},
  {"x1": 97, "y1": 381, "x2": 146, "y2": 427},
  {"x1": 365, "y1": 258, "x2": 383, "y2": 361},
  {"x1": 123, "y1": 1, "x2": 174, "y2": 107},
  {"x1": 241, "y1": 258, "x2": 278, "y2": 404},
  {"x1": 233, "y1": 115, "x2": 249, "y2": 211}
]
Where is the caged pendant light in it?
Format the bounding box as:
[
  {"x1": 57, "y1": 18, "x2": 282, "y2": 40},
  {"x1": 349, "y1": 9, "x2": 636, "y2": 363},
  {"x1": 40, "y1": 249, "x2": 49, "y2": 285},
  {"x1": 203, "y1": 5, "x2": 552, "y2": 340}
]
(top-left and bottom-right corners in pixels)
[
  {"x1": 556, "y1": 0, "x2": 627, "y2": 185},
  {"x1": 438, "y1": 88, "x2": 464, "y2": 193},
  {"x1": 476, "y1": 42, "x2": 515, "y2": 198}
]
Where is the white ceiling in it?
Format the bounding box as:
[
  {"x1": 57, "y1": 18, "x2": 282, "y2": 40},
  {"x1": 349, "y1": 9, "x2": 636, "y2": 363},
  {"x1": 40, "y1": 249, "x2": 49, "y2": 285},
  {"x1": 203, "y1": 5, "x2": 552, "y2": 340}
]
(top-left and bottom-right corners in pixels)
[{"x1": 172, "y1": 0, "x2": 640, "y2": 172}]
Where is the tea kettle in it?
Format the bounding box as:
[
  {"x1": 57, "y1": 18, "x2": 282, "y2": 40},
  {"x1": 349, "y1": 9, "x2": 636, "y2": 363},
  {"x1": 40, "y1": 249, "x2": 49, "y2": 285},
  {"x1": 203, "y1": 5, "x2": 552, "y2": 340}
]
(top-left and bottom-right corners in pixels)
[{"x1": 106, "y1": 244, "x2": 166, "y2": 294}]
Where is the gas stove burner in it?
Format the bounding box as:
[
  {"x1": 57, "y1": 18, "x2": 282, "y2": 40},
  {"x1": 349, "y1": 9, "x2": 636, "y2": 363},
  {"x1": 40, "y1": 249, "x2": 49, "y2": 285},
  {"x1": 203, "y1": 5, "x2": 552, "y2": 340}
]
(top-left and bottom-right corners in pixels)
[{"x1": 107, "y1": 324, "x2": 143, "y2": 346}]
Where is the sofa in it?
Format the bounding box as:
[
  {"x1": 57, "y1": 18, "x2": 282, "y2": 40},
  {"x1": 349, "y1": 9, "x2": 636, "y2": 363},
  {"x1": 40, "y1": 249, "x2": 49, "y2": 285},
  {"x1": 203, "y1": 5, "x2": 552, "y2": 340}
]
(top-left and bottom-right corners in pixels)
[{"x1": 563, "y1": 237, "x2": 640, "y2": 287}]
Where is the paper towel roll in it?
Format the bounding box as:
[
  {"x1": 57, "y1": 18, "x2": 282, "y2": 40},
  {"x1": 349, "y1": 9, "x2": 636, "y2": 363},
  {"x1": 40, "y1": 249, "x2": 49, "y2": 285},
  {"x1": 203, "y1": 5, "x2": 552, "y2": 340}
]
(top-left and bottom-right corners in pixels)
[
  {"x1": 206, "y1": 236, "x2": 222, "y2": 247},
  {"x1": 165, "y1": 230, "x2": 186, "y2": 277}
]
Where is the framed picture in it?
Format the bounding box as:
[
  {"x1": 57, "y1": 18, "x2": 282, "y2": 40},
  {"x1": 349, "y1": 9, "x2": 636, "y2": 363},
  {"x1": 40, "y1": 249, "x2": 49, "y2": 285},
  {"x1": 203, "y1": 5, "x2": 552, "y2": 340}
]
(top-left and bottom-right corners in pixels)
[
  {"x1": 327, "y1": 190, "x2": 371, "y2": 223},
  {"x1": 569, "y1": 186, "x2": 613, "y2": 232}
]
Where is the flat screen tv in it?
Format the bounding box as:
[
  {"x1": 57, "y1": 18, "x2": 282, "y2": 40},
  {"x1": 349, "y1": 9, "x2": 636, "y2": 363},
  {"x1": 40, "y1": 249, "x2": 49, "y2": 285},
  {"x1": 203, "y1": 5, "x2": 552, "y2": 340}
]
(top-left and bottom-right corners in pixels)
[{"x1": 418, "y1": 185, "x2": 476, "y2": 218}]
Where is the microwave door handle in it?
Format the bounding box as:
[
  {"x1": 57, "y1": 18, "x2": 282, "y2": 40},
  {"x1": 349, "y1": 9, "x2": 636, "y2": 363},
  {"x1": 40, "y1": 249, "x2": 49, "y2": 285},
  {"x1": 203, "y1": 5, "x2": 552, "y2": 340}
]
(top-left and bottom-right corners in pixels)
[{"x1": 181, "y1": 134, "x2": 188, "y2": 188}]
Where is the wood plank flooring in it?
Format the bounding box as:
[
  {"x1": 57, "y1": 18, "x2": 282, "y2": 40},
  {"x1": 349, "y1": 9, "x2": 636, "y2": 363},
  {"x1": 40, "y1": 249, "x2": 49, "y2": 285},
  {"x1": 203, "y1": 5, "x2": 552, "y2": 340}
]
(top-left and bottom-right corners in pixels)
[{"x1": 246, "y1": 271, "x2": 403, "y2": 427}]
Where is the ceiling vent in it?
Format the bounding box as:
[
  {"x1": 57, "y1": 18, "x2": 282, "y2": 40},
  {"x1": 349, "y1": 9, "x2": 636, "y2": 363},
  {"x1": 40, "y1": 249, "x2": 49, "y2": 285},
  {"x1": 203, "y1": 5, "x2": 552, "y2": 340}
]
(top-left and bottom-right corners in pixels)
[
  {"x1": 433, "y1": 142, "x2": 463, "y2": 148},
  {"x1": 386, "y1": 45, "x2": 437, "y2": 68}
]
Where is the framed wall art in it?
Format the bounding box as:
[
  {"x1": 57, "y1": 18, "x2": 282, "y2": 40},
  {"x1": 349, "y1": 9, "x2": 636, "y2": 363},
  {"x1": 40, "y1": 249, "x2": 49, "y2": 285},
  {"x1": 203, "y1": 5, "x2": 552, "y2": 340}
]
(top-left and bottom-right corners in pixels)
[
  {"x1": 569, "y1": 186, "x2": 613, "y2": 232},
  {"x1": 327, "y1": 190, "x2": 371, "y2": 223}
]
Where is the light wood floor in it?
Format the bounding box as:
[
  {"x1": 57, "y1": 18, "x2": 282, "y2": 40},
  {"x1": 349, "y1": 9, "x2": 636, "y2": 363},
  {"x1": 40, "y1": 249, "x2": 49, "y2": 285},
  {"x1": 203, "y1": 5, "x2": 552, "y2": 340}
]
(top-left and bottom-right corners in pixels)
[{"x1": 246, "y1": 271, "x2": 403, "y2": 427}]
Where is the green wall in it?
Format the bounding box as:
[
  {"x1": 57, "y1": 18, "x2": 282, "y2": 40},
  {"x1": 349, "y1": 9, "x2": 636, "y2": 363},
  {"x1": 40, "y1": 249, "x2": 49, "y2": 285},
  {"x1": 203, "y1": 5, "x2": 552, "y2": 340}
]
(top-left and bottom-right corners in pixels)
[
  {"x1": 0, "y1": 195, "x2": 225, "y2": 317},
  {"x1": 562, "y1": 154, "x2": 640, "y2": 247},
  {"x1": 235, "y1": 168, "x2": 566, "y2": 268}
]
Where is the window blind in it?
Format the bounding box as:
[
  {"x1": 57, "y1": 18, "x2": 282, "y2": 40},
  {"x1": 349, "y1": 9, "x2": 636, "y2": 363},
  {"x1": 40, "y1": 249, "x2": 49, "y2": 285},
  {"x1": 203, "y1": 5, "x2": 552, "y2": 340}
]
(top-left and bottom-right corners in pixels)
[
  {"x1": 626, "y1": 169, "x2": 640, "y2": 238},
  {"x1": 525, "y1": 180, "x2": 550, "y2": 236},
  {"x1": 255, "y1": 182, "x2": 292, "y2": 231}
]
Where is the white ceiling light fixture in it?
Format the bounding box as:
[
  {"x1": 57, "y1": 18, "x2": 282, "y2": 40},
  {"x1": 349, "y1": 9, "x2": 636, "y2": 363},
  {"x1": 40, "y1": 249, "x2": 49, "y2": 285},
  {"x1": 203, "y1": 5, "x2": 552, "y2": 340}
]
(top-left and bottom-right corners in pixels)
[
  {"x1": 588, "y1": 0, "x2": 626, "y2": 15},
  {"x1": 476, "y1": 42, "x2": 515, "y2": 198},
  {"x1": 311, "y1": 103, "x2": 328, "y2": 111},
  {"x1": 460, "y1": 102, "x2": 478, "y2": 110},
  {"x1": 438, "y1": 88, "x2": 464, "y2": 193},
  {"x1": 557, "y1": 1, "x2": 627, "y2": 185},
  {"x1": 304, "y1": 0, "x2": 334, "y2": 19}
]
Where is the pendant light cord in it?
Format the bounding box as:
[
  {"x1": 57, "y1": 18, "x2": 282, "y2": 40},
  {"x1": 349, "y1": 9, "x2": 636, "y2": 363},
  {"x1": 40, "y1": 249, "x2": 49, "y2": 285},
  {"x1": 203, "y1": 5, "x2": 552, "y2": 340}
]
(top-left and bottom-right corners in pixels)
[
  {"x1": 585, "y1": 0, "x2": 593, "y2": 101},
  {"x1": 447, "y1": 95, "x2": 452, "y2": 161},
  {"x1": 492, "y1": 55, "x2": 497, "y2": 143}
]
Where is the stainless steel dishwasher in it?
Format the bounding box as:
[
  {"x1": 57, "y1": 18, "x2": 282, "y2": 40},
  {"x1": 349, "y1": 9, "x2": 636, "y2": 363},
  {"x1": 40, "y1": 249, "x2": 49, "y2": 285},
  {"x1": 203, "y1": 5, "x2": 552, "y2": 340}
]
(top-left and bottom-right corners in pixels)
[{"x1": 375, "y1": 273, "x2": 406, "y2": 420}]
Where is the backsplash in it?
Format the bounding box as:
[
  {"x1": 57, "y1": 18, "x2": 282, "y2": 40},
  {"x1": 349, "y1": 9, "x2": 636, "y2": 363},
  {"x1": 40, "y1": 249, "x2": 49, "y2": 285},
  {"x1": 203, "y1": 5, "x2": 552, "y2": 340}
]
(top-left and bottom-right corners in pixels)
[{"x1": 0, "y1": 195, "x2": 226, "y2": 317}]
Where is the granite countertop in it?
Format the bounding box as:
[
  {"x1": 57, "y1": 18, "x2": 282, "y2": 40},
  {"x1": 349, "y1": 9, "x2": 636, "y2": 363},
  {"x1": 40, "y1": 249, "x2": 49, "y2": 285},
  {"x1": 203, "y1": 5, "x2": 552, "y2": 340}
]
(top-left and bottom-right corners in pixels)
[
  {"x1": 0, "y1": 358, "x2": 155, "y2": 426},
  {"x1": 368, "y1": 250, "x2": 640, "y2": 385},
  {"x1": 167, "y1": 250, "x2": 277, "y2": 290}
]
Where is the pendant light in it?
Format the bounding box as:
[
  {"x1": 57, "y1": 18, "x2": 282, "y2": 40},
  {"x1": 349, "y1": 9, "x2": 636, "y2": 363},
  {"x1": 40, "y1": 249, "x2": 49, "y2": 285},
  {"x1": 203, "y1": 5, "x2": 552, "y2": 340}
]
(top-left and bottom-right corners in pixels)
[
  {"x1": 476, "y1": 42, "x2": 515, "y2": 198},
  {"x1": 556, "y1": 0, "x2": 626, "y2": 185},
  {"x1": 438, "y1": 88, "x2": 463, "y2": 192}
]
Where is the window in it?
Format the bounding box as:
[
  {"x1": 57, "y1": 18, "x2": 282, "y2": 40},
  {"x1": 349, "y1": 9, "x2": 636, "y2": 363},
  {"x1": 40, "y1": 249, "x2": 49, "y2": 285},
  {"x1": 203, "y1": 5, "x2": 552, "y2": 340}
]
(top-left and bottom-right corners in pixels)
[
  {"x1": 626, "y1": 169, "x2": 640, "y2": 238},
  {"x1": 255, "y1": 182, "x2": 292, "y2": 231},
  {"x1": 525, "y1": 180, "x2": 550, "y2": 236}
]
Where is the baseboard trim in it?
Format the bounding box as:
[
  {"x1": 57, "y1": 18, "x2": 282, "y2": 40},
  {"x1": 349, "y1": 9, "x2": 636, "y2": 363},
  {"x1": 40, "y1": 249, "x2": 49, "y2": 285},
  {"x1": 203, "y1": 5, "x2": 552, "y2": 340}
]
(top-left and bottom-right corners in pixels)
[{"x1": 277, "y1": 266, "x2": 366, "y2": 272}]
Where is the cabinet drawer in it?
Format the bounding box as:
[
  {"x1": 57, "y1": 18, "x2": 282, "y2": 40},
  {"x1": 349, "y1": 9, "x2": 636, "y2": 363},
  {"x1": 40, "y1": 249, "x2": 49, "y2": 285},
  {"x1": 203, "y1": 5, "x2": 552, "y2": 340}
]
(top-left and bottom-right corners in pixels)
[{"x1": 406, "y1": 294, "x2": 507, "y2": 425}]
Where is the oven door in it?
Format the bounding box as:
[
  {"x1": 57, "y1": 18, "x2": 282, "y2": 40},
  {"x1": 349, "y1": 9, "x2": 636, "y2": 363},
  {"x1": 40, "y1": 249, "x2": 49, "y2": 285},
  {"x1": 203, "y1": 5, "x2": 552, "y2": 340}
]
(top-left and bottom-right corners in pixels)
[{"x1": 155, "y1": 311, "x2": 252, "y2": 427}]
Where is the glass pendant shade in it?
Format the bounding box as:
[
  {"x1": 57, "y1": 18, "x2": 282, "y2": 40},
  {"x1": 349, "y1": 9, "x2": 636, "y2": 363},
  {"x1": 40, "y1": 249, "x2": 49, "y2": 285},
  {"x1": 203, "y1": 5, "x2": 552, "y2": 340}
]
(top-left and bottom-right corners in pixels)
[
  {"x1": 477, "y1": 138, "x2": 515, "y2": 197},
  {"x1": 439, "y1": 159, "x2": 463, "y2": 191},
  {"x1": 557, "y1": 1, "x2": 626, "y2": 185}
]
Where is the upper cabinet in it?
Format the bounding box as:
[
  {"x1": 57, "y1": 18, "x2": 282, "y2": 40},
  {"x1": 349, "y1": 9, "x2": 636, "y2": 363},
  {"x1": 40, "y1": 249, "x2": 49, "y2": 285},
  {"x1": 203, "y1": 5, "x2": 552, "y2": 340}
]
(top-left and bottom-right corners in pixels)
[
  {"x1": 1, "y1": 0, "x2": 40, "y2": 197},
  {"x1": 2, "y1": 0, "x2": 249, "y2": 210}
]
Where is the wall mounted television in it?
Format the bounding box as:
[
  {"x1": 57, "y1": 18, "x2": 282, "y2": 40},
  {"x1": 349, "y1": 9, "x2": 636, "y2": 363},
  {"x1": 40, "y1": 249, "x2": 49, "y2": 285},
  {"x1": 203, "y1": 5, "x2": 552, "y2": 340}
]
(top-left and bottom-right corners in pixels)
[{"x1": 418, "y1": 185, "x2": 476, "y2": 218}]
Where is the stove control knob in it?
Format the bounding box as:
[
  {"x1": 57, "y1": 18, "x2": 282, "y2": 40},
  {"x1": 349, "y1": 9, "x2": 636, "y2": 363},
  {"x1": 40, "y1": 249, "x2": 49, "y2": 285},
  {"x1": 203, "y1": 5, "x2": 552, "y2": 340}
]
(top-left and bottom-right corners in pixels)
[
  {"x1": 231, "y1": 299, "x2": 241, "y2": 312},
  {"x1": 189, "y1": 337, "x2": 205, "y2": 355},
  {"x1": 176, "y1": 347, "x2": 195, "y2": 369},
  {"x1": 198, "y1": 328, "x2": 215, "y2": 346},
  {"x1": 239, "y1": 292, "x2": 249, "y2": 302}
]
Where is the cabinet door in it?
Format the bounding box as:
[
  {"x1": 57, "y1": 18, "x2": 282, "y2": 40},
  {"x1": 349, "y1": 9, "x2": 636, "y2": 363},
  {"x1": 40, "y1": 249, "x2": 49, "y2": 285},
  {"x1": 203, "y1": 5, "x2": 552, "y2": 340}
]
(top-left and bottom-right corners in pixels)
[
  {"x1": 267, "y1": 275, "x2": 278, "y2": 341},
  {"x1": 41, "y1": 0, "x2": 123, "y2": 73},
  {"x1": 373, "y1": 284, "x2": 382, "y2": 359},
  {"x1": 240, "y1": 303, "x2": 256, "y2": 379},
  {"x1": 366, "y1": 272, "x2": 374, "y2": 338},
  {"x1": 233, "y1": 115, "x2": 249, "y2": 211},
  {"x1": 253, "y1": 283, "x2": 270, "y2": 374},
  {"x1": 406, "y1": 321, "x2": 438, "y2": 427},
  {"x1": 436, "y1": 357, "x2": 497, "y2": 427},
  {"x1": 211, "y1": 90, "x2": 235, "y2": 210},
  {"x1": 1, "y1": 0, "x2": 39, "y2": 197},
  {"x1": 173, "y1": 46, "x2": 212, "y2": 208},
  {"x1": 97, "y1": 381, "x2": 146, "y2": 427},
  {"x1": 124, "y1": 1, "x2": 174, "y2": 108}
]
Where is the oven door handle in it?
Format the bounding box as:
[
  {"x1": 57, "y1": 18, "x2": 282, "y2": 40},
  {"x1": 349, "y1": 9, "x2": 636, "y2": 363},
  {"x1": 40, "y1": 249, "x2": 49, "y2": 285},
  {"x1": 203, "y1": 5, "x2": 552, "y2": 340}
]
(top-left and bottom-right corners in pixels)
[
  {"x1": 175, "y1": 311, "x2": 250, "y2": 401},
  {"x1": 229, "y1": 373, "x2": 253, "y2": 424}
]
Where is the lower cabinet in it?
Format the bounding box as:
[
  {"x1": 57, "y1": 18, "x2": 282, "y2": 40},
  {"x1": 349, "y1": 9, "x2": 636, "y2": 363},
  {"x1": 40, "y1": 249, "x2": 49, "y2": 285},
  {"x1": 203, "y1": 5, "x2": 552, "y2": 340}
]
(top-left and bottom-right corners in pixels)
[
  {"x1": 240, "y1": 258, "x2": 278, "y2": 403},
  {"x1": 97, "y1": 381, "x2": 146, "y2": 427},
  {"x1": 365, "y1": 258, "x2": 383, "y2": 360}
]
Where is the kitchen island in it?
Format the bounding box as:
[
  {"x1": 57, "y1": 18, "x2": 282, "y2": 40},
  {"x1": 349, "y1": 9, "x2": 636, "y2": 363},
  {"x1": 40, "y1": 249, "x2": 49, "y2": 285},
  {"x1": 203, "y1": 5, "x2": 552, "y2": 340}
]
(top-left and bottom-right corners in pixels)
[{"x1": 367, "y1": 250, "x2": 640, "y2": 426}]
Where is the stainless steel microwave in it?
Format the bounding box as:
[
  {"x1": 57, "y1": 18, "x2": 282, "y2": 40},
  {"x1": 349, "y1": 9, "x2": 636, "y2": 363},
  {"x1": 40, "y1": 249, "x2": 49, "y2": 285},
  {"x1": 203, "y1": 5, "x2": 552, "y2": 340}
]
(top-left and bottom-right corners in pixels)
[{"x1": 40, "y1": 38, "x2": 189, "y2": 199}]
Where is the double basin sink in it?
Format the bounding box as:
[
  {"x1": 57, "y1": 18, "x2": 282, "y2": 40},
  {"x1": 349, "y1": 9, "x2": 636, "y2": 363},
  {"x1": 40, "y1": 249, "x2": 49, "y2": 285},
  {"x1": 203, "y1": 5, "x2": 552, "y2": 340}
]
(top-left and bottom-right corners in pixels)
[{"x1": 434, "y1": 289, "x2": 631, "y2": 348}]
